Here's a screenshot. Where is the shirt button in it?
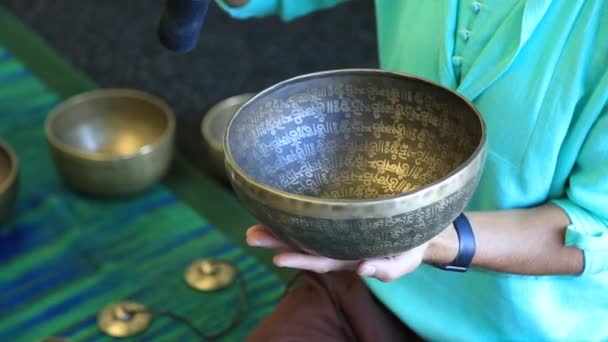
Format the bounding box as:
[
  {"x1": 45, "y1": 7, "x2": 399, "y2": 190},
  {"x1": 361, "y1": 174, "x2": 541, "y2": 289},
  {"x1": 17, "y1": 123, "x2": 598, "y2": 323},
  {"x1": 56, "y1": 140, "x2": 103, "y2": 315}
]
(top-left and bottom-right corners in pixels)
[
  {"x1": 471, "y1": 1, "x2": 481, "y2": 13},
  {"x1": 459, "y1": 29, "x2": 471, "y2": 41},
  {"x1": 451, "y1": 56, "x2": 463, "y2": 67}
]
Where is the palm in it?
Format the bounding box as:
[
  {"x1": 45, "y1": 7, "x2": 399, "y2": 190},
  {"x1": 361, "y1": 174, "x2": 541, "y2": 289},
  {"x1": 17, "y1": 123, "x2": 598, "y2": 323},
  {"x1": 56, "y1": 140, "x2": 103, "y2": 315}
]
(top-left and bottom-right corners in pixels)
[{"x1": 246, "y1": 225, "x2": 428, "y2": 282}]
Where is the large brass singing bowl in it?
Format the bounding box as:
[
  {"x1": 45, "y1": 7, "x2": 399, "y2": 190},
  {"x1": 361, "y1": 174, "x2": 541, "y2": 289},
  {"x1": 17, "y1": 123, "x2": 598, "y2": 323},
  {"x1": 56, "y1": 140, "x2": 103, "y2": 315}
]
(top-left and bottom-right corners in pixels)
[
  {"x1": 45, "y1": 89, "x2": 175, "y2": 197},
  {"x1": 0, "y1": 141, "x2": 19, "y2": 225},
  {"x1": 225, "y1": 69, "x2": 487, "y2": 260}
]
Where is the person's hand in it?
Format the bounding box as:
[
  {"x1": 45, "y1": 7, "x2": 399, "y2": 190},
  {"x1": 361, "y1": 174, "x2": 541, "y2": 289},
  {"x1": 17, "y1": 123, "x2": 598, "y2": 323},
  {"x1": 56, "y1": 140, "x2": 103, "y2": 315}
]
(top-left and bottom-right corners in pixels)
[{"x1": 246, "y1": 224, "x2": 454, "y2": 282}]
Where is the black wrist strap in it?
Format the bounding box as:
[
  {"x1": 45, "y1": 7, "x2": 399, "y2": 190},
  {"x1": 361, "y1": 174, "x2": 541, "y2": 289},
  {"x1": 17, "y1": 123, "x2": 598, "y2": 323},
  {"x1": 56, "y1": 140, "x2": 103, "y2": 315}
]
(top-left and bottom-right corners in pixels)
[{"x1": 438, "y1": 213, "x2": 476, "y2": 272}]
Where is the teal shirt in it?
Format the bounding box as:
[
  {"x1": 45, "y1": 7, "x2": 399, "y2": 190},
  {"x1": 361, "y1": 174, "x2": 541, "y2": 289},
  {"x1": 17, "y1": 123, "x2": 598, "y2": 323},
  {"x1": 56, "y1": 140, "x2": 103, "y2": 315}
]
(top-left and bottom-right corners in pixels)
[{"x1": 217, "y1": 1, "x2": 608, "y2": 340}]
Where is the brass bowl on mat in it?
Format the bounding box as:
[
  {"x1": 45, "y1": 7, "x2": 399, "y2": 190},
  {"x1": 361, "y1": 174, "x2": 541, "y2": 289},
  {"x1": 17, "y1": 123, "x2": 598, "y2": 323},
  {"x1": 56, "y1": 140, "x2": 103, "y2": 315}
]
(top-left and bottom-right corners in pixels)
[
  {"x1": 225, "y1": 69, "x2": 487, "y2": 260},
  {"x1": 45, "y1": 89, "x2": 175, "y2": 197},
  {"x1": 201, "y1": 93, "x2": 255, "y2": 181},
  {"x1": 0, "y1": 141, "x2": 19, "y2": 225}
]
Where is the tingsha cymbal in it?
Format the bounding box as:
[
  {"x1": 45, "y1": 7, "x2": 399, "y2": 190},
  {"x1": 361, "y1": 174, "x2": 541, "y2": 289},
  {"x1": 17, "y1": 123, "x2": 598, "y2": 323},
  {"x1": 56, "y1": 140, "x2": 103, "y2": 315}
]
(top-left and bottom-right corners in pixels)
[
  {"x1": 184, "y1": 259, "x2": 237, "y2": 292},
  {"x1": 97, "y1": 301, "x2": 151, "y2": 338}
]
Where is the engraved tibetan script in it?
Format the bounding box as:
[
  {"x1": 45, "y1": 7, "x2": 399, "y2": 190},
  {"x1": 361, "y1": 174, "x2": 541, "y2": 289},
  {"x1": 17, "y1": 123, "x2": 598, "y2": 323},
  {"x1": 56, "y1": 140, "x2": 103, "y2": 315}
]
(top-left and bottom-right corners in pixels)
[{"x1": 229, "y1": 78, "x2": 480, "y2": 200}]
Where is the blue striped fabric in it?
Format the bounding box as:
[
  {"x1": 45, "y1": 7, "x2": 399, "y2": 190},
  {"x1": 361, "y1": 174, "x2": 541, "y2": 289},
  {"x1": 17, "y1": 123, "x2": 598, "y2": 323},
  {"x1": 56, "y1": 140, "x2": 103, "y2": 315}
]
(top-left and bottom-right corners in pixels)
[{"x1": 0, "y1": 46, "x2": 283, "y2": 341}]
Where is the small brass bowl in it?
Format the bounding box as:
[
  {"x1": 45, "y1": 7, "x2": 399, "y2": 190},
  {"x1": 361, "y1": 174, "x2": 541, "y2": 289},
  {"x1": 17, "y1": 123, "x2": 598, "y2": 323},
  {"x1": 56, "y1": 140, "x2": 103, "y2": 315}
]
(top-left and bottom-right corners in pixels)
[
  {"x1": 45, "y1": 89, "x2": 175, "y2": 197},
  {"x1": 225, "y1": 69, "x2": 487, "y2": 260},
  {"x1": 201, "y1": 93, "x2": 255, "y2": 180},
  {"x1": 0, "y1": 141, "x2": 19, "y2": 225}
]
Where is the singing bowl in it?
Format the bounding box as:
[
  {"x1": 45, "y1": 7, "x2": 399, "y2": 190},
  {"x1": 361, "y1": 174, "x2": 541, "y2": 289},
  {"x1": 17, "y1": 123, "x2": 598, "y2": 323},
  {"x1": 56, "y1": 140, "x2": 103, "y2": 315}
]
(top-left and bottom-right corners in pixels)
[
  {"x1": 202, "y1": 93, "x2": 255, "y2": 181},
  {"x1": 0, "y1": 141, "x2": 19, "y2": 225},
  {"x1": 45, "y1": 89, "x2": 175, "y2": 197},
  {"x1": 225, "y1": 69, "x2": 487, "y2": 260}
]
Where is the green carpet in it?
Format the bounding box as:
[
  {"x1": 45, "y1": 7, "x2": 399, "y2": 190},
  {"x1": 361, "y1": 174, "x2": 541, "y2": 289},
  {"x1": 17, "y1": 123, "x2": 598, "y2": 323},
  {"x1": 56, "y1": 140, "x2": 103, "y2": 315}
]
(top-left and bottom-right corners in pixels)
[
  {"x1": 0, "y1": 8, "x2": 288, "y2": 342},
  {"x1": 0, "y1": 5, "x2": 294, "y2": 282}
]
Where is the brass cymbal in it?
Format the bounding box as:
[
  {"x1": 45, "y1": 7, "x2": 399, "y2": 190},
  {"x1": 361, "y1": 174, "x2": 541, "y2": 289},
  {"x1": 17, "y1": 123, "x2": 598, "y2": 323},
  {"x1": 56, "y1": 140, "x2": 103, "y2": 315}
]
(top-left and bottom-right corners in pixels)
[
  {"x1": 97, "y1": 301, "x2": 151, "y2": 338},
  {"x1": 184, "y1": 259, "x2": 237, "y2": 292}
]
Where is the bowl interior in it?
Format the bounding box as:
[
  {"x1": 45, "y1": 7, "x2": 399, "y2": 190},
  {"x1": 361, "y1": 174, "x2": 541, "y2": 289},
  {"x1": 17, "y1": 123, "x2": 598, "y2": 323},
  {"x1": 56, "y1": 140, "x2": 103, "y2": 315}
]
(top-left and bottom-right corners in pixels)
[
  {"x1": 203, "y1": 94, "x2": 255, "y2": 152},
  {"x1": 49, "y1": 94, "x2": 170, "y2": 157},
  {"x1": 227, "y1": 71, "x2": 484, "y2": 200},
  {"x1": 207, "y1": 105, "x2": 233, "y2": 145},
  {"x1": 0, "y1": 144, "x2": 15, "y2": 191}
]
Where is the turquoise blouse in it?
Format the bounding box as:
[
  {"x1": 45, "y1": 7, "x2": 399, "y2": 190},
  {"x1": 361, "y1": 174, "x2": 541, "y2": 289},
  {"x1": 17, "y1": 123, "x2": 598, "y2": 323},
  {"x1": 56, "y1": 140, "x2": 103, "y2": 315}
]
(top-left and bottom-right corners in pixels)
[{"x1": 216, "y1": 1, "x2": 608, "y2": 340}]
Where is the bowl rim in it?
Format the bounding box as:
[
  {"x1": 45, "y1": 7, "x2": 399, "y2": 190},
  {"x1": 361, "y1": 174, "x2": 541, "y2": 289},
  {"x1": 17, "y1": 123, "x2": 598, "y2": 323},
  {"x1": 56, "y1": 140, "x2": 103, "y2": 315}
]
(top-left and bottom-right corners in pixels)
[
  {"x1": 44, "y1": 88, "x2": 176, "y2": 161},
  {"x1": 0, "y1": 141, "x2": 19, "y2": 194},
  {"x1": 224, "y1": 68, "x2": 487, "y2": 206},
  {"x1": 201, "y1": 92, "x2": 257, "y2": 152}
]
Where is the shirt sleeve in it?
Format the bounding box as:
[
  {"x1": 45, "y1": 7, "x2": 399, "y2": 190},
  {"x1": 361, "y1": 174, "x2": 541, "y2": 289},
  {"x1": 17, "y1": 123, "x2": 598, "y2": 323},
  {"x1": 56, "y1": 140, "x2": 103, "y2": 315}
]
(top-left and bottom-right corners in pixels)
[
  {"x1": 214, "y1": 0, "x2": 349, "y2": 21},
  {"x1": 551, "y1": 105, "x2": 608, "y2": 275}
]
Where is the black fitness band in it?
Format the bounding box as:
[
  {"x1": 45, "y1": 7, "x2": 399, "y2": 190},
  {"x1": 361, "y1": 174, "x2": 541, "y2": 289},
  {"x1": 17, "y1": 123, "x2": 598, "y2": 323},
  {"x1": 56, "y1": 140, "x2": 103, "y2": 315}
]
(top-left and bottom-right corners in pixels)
[{"x1": 438, "y1": 213, "x2": 476, "y2": 272}]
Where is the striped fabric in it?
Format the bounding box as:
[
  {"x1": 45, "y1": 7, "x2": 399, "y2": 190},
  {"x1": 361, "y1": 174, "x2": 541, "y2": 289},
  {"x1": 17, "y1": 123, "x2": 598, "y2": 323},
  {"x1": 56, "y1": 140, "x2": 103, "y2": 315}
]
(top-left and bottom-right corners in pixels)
[{"x1": 0, "y1": 46, "x2": 283, "y2": 341}]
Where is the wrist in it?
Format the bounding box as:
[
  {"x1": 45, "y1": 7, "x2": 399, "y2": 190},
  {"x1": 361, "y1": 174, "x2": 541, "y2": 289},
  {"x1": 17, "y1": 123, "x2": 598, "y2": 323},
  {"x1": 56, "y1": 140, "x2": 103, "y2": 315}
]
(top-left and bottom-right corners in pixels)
[{"x1": 423, "y1": 223, "x2": 459, "y2": 265}]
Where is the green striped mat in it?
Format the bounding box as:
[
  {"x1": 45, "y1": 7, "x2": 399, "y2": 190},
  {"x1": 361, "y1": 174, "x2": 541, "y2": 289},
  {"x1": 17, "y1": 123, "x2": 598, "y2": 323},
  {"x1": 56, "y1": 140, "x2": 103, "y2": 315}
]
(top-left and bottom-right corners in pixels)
[{"x1": 0, "y1": 44, "x2": 283, "y2": 341}]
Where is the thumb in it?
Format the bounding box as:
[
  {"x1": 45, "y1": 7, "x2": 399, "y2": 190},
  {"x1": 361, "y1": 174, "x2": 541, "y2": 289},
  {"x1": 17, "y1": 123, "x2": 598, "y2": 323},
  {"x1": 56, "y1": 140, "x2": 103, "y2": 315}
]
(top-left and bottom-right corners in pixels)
[{"x1": 357, "y1": 247, "x2": 426, "y2": 282}]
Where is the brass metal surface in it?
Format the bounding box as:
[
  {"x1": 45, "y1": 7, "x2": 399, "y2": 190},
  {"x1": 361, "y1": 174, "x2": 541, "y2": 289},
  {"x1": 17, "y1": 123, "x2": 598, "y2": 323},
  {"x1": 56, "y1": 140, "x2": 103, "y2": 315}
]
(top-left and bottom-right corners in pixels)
[
  {"x1": 45, "y1": 89, "x2": 175, "y2": 197},
  {"x1": 0, "y1": 141, "x2": 18, "y2": 225},
  {"x1": 184, "y1": 259, "x2": 237, "y2": 291},
  {"x1": 201, "y1": 93, "x2": 255, "y2": 180},
  {"x1": 225, "y1": 69, "x2": 487, "y2": 260},
  {"x1": 97, "y1": 301, "x2": 151, "y2": 338}
]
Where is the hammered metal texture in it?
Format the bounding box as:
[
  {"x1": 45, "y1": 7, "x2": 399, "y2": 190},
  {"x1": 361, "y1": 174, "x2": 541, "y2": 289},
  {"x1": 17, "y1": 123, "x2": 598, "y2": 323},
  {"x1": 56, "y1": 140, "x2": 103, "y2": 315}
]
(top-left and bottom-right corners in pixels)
[{"x1": 225, "y1": 69, "x2": 486, "y2": 260}]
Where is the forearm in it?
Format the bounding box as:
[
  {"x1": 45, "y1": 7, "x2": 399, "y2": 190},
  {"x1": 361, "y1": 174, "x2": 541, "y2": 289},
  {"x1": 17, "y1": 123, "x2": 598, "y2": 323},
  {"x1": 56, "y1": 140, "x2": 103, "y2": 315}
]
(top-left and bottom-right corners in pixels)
[
  {"x1": 216, "y1": 0, "x2": 349, "y2": 21},
  {"x1": 426, "y1": 203, "x2": 584, "y2": 275}
]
